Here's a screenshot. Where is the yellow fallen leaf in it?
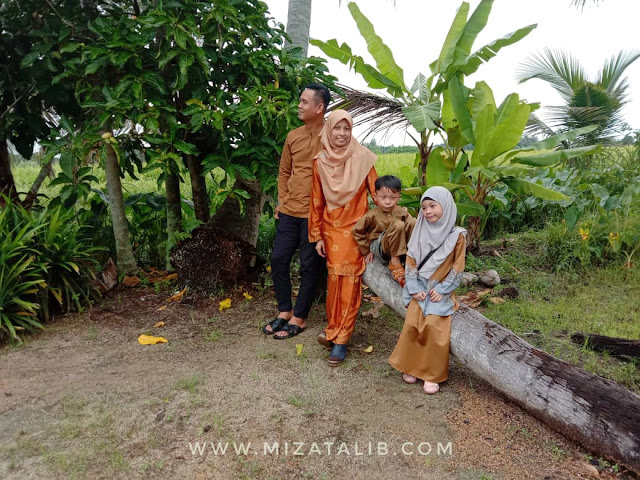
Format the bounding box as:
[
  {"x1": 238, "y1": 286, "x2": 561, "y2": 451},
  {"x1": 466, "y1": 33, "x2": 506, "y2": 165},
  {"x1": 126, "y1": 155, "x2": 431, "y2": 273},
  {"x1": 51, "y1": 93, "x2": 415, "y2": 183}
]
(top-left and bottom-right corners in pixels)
[
  {"x1": 266, "y1": 266, "x2": 272, "y2": 273},
  {"x1": 153, "y1": 321, "x2": 165, "y2": 328},
  {"x1": 138, "y1": 334, "x2": 168, "y2": 345},
  {"x1": 219, "y1": 298, "x2": 232, "y2": 311},
  {"x1": 363, "y1": 345, "x2": 374, "y2": 353},
  {"x1": 155, "y1": 305, "x2": 168, "y2": 312},
  {"x1": 168, "y1": 286, "x2": 187, "y2": 302},
  {"x1": 488, "y1": 297, "x2": 506, "y2": 305},
  {"x1": 165, "y1": 273, "x2": 178, "y2": 281},
  {"x1": 243, "y1": 292, "x2": 253, "y2": 300},
  {"x1": 296, "y1": 344, "x2": 303, "y2": 356}
]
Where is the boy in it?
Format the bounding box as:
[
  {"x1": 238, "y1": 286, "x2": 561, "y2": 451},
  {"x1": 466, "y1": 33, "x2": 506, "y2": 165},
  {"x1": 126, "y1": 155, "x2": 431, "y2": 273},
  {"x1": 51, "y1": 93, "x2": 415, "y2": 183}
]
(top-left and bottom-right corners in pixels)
[{"x1": 352, "y1": 175, "x2": 416, "y2": 287}]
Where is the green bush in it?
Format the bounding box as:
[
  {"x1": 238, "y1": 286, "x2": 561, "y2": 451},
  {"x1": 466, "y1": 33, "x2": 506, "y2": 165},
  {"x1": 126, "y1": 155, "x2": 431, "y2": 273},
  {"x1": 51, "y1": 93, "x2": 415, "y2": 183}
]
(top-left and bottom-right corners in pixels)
[{"x1": 0, "y1": 201, "x2": 102, "y2": 342}]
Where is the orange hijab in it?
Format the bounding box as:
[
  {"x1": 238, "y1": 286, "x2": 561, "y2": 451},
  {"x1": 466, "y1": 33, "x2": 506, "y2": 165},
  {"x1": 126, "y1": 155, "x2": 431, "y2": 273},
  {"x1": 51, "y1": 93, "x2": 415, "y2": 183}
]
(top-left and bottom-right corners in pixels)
[{"x1": 315, "y1": 110, "x2": 377, "y2": 211}]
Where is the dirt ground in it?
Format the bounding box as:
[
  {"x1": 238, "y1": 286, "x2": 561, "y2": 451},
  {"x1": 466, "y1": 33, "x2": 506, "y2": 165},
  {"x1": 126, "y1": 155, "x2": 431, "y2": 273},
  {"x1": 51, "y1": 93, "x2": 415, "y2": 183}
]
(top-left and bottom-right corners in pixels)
[{"x1": 0, "y1": 285, "x2": 633, "y2": 479}]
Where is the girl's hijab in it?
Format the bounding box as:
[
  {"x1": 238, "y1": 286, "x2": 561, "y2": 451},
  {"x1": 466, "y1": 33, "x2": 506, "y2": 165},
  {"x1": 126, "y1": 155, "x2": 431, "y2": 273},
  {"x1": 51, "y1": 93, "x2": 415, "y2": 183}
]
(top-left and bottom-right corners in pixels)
[
  {"x1": 407, "y1": 186, "x2": 466, "y2": 279},
  {"x1": 315, "y1": 110, "x2": 376, "y2": 211}
]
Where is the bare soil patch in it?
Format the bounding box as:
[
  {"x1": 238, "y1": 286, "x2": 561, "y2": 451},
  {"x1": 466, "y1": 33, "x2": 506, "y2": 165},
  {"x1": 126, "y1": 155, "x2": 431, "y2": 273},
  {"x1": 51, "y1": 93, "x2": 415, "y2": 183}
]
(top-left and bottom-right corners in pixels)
[{"x1": 0, "y1": 286, "x2": 630, "y2": 479}]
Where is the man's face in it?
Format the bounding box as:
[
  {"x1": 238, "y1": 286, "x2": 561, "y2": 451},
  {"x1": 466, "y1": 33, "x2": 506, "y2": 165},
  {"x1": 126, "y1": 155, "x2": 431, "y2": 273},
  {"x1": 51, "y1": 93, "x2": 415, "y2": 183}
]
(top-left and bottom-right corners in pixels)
[{"x1": 298, "y1": 89, "x2": 323, "y2": 123}]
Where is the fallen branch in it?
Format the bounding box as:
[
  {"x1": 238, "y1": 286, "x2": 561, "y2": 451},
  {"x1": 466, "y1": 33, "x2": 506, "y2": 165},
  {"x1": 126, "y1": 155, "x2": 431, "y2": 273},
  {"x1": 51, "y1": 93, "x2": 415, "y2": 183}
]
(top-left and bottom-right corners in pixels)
[
  {"x1": 571, "y1": 332, "x2": 640, "y2": 359},
  {"x1": 362, "y1": 258, "x2": 640, "y2": 473}
]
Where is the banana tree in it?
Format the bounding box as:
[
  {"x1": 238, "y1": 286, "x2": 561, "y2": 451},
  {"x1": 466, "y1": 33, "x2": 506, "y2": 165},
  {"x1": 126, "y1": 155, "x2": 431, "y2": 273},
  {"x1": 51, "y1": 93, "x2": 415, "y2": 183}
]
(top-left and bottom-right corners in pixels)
[
  {"x1": 411, "y1": 80, "x2": 602, "y2": 249},
  {"x1": 311, "y1": 0, "x2": 536, "y2": 184}
]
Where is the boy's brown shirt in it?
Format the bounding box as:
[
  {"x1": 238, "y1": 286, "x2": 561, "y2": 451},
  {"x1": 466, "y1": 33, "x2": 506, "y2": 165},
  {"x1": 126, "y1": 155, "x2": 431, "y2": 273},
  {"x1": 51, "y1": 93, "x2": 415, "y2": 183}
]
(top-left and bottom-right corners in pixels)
[
  {"x1": 352, "y1": 205, "x2": 414, "y2": 256},
  {"x1": 277, "y1": 125, "x2": 322, "y2": 218}
]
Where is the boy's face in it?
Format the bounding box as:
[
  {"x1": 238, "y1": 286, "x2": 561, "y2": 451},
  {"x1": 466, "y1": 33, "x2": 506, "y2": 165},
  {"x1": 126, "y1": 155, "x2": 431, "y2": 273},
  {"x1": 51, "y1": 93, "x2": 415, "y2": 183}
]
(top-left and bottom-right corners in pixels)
[{"x1": 374, "y1": 187, "x2": 400, "y2": 213}]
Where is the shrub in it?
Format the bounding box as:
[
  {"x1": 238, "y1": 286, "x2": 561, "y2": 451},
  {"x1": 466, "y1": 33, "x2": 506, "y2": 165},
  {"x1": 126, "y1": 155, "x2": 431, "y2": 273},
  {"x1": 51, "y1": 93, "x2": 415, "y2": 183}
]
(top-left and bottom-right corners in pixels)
[{"x1": 0, "y1": 201, "x2": 102, "y2": 342}]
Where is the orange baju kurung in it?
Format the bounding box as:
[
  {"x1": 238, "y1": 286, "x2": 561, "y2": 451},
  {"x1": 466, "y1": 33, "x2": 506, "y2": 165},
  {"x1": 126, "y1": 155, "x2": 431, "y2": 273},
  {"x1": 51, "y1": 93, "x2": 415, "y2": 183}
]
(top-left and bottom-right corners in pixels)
[{"x1": 309, "y1": 162, "x2": 378, "y2": 344}]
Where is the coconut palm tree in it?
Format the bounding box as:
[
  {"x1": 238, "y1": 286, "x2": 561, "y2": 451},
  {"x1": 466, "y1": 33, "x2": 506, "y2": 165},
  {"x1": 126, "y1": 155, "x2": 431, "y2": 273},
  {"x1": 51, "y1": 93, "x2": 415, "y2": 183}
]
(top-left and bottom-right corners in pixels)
[
  {"x1": 516, "y1": 48, "x2": 640, "y2": 145},
  {"x1": 284, "y1": 0, "x2": 312, "y2": 56}
]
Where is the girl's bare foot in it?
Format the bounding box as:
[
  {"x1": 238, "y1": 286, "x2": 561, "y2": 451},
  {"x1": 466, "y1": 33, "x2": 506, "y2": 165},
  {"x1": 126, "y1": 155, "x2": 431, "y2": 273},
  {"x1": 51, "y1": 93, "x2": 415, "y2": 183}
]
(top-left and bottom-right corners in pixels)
[
  {"x1": 423, "y1": 381, "x2": 439, "y2": 394},
  {"x1": 402, "y1": 373, "x2": 417, "y2": 384}
]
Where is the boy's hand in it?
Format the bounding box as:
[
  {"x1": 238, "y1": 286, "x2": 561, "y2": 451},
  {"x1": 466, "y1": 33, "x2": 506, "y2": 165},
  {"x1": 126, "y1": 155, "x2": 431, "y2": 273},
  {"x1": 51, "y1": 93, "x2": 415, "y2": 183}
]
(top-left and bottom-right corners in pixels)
[
  {"x1": 412, "y1": 291, "x2": 427, "y2": 301},
  {"x1": 316, "y1": 239, "x2": 326, "y2": 258},
  {"x1": 428, "y1": 289, "x2": 443, "y2": 302},
  {"x1": 364, "y1": 251, "x2": 374, "y2": 264}
]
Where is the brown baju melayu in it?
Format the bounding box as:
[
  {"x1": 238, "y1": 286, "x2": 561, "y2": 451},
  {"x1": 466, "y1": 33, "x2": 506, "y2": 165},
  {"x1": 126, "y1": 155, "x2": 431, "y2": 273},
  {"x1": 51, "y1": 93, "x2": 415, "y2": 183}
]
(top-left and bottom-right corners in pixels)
[{"x1": 352, "y1": 206, "x2": 416, "y2": 258}]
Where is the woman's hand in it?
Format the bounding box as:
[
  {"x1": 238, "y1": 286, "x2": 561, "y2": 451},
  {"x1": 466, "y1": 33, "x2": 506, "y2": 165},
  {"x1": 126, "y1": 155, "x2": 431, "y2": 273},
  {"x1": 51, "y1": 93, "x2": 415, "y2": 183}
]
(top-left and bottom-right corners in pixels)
[
  {"x1": 412, "y1": 291, "x2": 427, "y2": 301},
  {"x1": 316, "y1": 239, "x2": 326, "y2": 258},
  {"x1": 428, "y1": 289, "x2": 443, "y2": 302},
  {"x1": 364, "y1": 251, "x2": 374, "y2": 264}
]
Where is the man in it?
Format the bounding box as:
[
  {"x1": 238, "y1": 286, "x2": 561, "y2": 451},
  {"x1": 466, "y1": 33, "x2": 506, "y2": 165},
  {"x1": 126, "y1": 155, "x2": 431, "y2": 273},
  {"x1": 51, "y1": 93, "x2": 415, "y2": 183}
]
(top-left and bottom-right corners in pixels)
[{"x1": 263, "y1": 83, "x2": 330, "y2": 339}]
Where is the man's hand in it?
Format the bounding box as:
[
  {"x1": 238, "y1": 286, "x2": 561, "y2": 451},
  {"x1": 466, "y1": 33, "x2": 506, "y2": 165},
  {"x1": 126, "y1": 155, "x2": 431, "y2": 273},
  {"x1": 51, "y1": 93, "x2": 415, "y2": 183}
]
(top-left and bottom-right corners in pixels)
[
  {"x1": 364, "y1": 251, "x2": 374, "y2": 264},
  {"x1": 275, "y1": 205, "x2": 280, "y2": 220},
  {"x1": 316, "y1": 239, "x2": 326, "y2": 258}
]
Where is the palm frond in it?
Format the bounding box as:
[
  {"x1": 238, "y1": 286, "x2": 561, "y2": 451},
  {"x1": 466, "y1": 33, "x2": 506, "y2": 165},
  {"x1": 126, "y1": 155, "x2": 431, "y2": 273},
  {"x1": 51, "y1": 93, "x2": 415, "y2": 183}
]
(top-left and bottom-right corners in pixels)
[
  {"x1": 570, "y1": 0, "x2": 603, "y2": 9},
  {"x1": 598, "y1": 50, "x2": 640, "y2": 98},
  {"x1": 516, "y1": 48, "x2": 584, "y2": 101},
  {"x1": 524, "y1": 113, "x2": 556, "y2": 138},
  {"x1": 330, "y1": 84, "x2": 410, "y2": 141}
]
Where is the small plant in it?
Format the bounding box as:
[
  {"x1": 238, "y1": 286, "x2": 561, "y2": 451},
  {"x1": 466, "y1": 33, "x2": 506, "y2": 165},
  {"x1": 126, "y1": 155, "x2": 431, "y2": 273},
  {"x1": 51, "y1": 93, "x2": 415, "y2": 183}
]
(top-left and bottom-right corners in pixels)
[
  {"x1": 175, "y1": 373, "x2": 204, "y2": 394},
  {"x1": 205, "y1": 329, "x2": 222, "y2": 342}
]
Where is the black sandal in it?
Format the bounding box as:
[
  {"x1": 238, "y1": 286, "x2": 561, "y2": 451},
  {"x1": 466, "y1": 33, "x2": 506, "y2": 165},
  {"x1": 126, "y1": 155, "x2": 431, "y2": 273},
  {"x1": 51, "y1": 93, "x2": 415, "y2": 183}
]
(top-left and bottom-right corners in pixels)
[
  {"x1": 273, "y1": 323, "x2": 306, "y2": 340},
  {"x1": 262, "y1": 317, "x2": 289, "y2": 335}
]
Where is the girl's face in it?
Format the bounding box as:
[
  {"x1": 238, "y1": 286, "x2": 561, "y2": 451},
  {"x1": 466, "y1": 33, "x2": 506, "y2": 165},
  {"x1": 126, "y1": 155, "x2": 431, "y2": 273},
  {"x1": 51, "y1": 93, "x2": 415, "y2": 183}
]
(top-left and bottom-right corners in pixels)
[
  {"x1": 330, "y1": 119, "x2": 352, "y2": 148},
  {"x1": 421, "y1": 198, "x2": 443, "y2": 223}
]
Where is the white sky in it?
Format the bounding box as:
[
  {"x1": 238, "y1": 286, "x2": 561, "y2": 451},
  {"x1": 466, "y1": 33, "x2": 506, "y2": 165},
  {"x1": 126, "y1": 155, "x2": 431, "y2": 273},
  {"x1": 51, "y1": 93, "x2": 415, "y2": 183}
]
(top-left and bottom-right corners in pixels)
[{"x1": 265, "y1": 0, "x2": 640, "y2": 145}]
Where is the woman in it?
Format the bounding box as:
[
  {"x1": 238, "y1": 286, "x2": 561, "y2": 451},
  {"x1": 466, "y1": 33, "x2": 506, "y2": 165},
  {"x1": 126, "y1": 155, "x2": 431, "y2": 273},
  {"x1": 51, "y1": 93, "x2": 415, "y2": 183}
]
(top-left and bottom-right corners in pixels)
[{"x1": 308, "y1": 109, "x2": 378, "y2": 366}]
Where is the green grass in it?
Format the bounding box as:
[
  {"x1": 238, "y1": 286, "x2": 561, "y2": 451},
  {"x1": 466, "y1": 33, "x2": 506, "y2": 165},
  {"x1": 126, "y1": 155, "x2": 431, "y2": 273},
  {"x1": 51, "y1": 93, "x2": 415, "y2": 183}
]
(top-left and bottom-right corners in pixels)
[{"x1": 470, "y1": 233, "x2": 640, "y2": 392}]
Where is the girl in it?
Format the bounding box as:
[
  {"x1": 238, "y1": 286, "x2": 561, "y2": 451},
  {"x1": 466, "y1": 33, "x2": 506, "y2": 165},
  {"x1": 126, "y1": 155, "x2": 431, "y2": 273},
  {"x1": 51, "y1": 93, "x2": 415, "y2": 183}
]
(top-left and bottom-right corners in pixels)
[
  {"x1": 388, "y1": 186, "x2": 466, "y2": 393},
  {"x1": 309, "y1": 110, "x2": 377, "y2": 366}
]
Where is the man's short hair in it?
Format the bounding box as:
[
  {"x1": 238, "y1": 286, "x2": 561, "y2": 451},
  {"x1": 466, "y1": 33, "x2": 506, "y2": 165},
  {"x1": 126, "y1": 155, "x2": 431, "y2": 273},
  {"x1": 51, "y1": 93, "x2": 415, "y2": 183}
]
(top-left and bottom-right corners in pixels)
[
  {"x1": 305, "y1": 83, "x2": 330, "y2": 112},
  {"x1": 375, "y1": 175, "x2": 402, "y2": 193}
]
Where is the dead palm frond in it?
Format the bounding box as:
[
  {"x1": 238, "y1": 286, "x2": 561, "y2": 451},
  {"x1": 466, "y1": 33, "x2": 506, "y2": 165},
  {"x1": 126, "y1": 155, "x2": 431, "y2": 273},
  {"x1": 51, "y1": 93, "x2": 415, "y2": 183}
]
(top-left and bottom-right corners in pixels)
[{"x1": 329, "y1": 83, "x2": 412, "y2": 142}]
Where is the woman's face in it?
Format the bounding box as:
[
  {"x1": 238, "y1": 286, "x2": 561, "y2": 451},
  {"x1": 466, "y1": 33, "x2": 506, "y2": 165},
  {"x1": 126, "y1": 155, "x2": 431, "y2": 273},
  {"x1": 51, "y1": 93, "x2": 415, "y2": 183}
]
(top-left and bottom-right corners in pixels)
[
  {"x1": 330, "y1": 119, "x2": 352, "y2": 148},
  {"x1": 421, "y1": 198, "x2": 443, "y2": 223}
]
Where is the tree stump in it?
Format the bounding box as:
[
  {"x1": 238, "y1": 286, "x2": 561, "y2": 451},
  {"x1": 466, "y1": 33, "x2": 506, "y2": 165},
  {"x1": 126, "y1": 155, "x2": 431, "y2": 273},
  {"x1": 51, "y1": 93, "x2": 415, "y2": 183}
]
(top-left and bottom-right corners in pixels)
[
  {"x1": 362, "y1": 257, "x2": 640, "y2": 473},
  {"x1": 170, "y1": 227, "x2": 262, "y2": 292}
]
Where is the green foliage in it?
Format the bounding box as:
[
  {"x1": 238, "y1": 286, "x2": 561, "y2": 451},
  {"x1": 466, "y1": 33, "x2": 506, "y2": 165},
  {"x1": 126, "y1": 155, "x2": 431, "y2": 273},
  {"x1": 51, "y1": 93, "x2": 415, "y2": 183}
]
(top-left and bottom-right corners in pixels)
[{"x1": 0, "y1": 201, "x2": 101, "y2": 341}]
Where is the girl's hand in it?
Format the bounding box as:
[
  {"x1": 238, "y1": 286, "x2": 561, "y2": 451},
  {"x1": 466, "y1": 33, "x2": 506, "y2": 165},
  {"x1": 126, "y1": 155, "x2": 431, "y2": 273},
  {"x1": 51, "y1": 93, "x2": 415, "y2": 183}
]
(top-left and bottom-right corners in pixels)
[
  {"x1": 364, "y1": 251, "x2": 374, "y2": 264},
  {"x1": 412, "y1": 291, "x2": 427, "y2": 301},
  {"x1": 429, "y1": 289, "x2": 443, "y2": 302},
  {"x1": 316, "y1": 239, "x2": 326, "y2": 258}
]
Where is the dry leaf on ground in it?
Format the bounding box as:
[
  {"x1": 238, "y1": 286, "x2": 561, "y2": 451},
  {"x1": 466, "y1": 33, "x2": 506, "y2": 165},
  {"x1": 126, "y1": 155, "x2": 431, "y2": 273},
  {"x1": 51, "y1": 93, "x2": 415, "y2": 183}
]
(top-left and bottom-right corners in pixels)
[
  {"x1": 137, "y1": 335, "x2": 168, "y2": 345},
  {"x1": 153, "y1": 321, "x2": 165, "y2": 328},
  {"x1": 168, "y1": 287, "x2": 187, "y2": 302},
  {"x1": 123, "y1": 275, "x2": 141, "y2": 287},
  {"x1": 219, "y1": 298, "x2": 232, "y2": 311}
]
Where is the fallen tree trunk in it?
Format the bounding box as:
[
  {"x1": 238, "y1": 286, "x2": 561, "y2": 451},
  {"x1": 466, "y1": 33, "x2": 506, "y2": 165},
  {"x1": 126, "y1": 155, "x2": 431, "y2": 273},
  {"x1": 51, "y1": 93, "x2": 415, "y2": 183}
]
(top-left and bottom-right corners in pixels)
[
  {"x1": 362, "y1": 258, "x2": 640, "y2": 473},
  {"x1": 571, "y1": 332, "x2": 640, "y2": 359}
]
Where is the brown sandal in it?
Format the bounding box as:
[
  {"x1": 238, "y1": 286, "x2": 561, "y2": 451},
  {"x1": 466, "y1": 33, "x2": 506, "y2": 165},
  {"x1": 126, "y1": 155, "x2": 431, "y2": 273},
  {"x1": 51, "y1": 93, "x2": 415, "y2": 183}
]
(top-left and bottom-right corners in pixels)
[{"x1": 389, "y1": 264, "x2": 406, "y2": 287}]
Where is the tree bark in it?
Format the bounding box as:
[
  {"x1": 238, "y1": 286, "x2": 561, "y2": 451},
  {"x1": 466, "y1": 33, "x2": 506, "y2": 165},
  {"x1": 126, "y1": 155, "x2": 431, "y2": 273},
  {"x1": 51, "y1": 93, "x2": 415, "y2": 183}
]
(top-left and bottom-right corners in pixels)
[
  {"x1": 165, "y1": 172, "x2": 182, "y2": 270},
  {"x1": 103, "y1": 138, "x2": 138, "y2": 275},
  {"x1": 206, "y1": 178, "x2": 265, "y2": 247},
  {"x1": 0, "y1": 139, "x2": 19, "y2": 205},
  {"x1": 362, "y1": 258, "x2": 640, "y2": 474},
  {"x1": 284, "y1": 0, "x2": 312, "y2": 57},
  {"x1": 186, "y1": 155, "x2": 209, "y2": 223}
]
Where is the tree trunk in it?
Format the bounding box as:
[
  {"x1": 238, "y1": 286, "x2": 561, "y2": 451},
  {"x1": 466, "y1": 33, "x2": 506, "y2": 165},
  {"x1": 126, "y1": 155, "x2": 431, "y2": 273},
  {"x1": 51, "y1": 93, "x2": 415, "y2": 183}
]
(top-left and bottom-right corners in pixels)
[
  {"x1": 103, "y1": 139, "x2": 138, "y2": 275},
  {"x1": 362, "y1": 259, "x2": 640, "y2": 474},
  {"x1": 418, "y1": 132, "x2": 432, "y2": 186},
  {"x1": 284, "y1": 0, "x2": 312, "y2": 57},
  {"x1": 0, "y1": 139, "x2": 19, "y2": 205},
  {"x1": 165, "y1": 172, "x2": 182, "y2": 270},
  {"x1": 206, "y1": 178, "x2": 265, "y2": 247},
  {"x1": 467, "y1": 215, "x2": 481, "y2": 251},
  {"x1": 571, "y1": 332, "x2": 640, "y2": 359},
  {"x1": 21, "y1": 159, "x2": 53, "y2": 210},
  {"x1": 186, "y1": 155, "x2": 209, "y2": 223}
]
